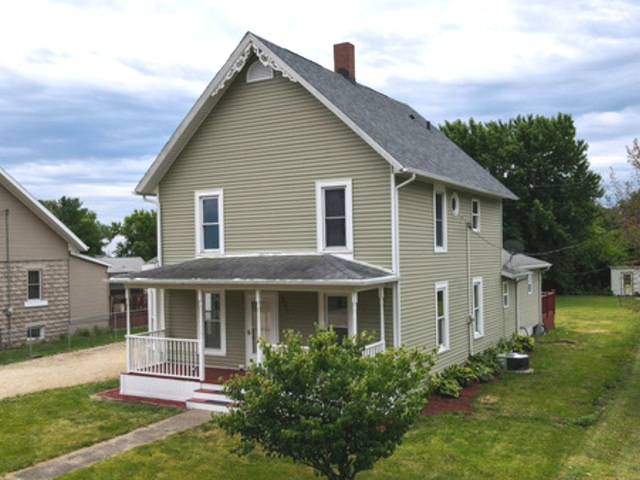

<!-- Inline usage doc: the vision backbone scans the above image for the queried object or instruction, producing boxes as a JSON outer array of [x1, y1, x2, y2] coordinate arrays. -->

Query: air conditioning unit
[[497, 352, 530, 371]]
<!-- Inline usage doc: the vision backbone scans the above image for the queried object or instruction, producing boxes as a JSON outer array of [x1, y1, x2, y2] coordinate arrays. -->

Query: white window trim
[[503, 281, 509, 308], [433, 188, 447, 253], [473, 277, 484, 338], [471, 198, 481, 232], [195, 189, 224, 256], [316, 179, 353, 255], [200, 290, 226, 356], [527, 273, 533, 295], [435, 281, 449, 353], [26, 324, 45, 340]]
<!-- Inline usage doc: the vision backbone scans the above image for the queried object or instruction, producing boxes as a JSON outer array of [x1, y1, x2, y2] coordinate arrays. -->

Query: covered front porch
[[118, 254, 397, 408]]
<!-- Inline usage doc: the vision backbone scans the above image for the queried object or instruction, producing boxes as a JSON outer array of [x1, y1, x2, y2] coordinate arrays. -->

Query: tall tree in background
[[441, 114, 610, 293], [111, 209, 157, 261], [41, 196, 108, 256], [606, 139, 640, 264]]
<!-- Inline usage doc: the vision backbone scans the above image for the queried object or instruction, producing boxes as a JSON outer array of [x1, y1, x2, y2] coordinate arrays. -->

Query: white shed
[[610, 266, 640, 296]]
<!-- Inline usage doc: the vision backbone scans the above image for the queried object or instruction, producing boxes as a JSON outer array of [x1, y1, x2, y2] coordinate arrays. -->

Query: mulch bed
[[420, 378, 500, 416], [97, 388, 187, 409]]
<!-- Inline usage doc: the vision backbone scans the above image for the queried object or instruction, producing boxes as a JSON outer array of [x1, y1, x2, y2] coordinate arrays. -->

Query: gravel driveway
[[0, 342, 126, 400]]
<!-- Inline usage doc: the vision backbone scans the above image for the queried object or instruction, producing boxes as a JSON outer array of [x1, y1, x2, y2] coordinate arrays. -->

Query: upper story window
[[316, 180, 353, 253], [450, 192, 460, 216], [434, 188, 447, 252], [246, 61, 274, 83], [471, 199, 481, 232], [473, 277, 484, 338], [195, 190, 224, 254], [435, 281, 449, 352]]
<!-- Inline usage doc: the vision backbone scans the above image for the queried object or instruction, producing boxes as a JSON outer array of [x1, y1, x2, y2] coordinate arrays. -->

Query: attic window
[[247, 61, 274, 83]]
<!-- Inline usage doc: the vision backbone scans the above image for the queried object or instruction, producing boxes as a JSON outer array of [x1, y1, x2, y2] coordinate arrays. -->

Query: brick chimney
[[334, 42, 355, 82]]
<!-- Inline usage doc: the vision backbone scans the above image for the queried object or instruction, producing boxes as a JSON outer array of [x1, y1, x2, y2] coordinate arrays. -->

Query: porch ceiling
[[120, 254, 397, 287]]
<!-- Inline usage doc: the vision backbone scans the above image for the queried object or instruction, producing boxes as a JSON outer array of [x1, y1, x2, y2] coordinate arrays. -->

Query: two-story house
[[0, 167, 109, 346], [119, 33, 539, 411]]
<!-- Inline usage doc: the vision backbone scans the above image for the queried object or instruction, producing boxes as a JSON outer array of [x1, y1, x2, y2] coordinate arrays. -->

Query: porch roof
[[120, 254, 397, 287]]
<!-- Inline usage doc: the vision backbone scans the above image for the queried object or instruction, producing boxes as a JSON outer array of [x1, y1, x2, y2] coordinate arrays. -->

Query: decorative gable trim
[[210, 42, 297, 98]]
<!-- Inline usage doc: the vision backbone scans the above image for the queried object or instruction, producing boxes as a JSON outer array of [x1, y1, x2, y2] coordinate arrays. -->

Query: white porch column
[[197, 290, 205, 381], [125, 287, 131, 335], [125, 286, 131, 373], [351, 291, 358, 337], [256, 289, 262, 364], [378, 286, 385, 346]]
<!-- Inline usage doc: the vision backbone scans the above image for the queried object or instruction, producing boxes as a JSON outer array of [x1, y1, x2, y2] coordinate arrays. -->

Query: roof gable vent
[[247, 60, 274, 83]]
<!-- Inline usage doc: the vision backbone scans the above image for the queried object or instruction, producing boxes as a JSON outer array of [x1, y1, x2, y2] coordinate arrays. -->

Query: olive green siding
[[518, 272, 542, 333], [397, 179, 504, 370], [165, 290, 197, 340], [357, 289, 383, 343], [159, 70, 392, 270], [278, 291, 318, 340]]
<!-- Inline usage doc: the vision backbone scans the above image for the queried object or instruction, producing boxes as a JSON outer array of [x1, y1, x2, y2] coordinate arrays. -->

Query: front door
[[245, 292, 278, 365]]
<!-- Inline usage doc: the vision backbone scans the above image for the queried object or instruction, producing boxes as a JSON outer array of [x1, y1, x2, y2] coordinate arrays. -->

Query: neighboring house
[[118, 33, 542, 410], [610, 266, 640, 296], [501, 250, 551, 335], [0, 167, 109, 346]]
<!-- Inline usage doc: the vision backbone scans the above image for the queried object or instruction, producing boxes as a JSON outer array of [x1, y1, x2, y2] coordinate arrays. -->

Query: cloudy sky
[[1, 0, 638, 224]]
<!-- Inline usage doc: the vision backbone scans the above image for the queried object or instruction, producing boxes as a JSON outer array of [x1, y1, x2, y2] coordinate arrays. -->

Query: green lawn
[[0, 380, 181, 475], [20, 296, 640, 479]]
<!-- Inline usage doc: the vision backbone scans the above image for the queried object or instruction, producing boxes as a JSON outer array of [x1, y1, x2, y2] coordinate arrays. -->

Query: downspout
[[142, 194, 163, 331], [4, 209, 12, 346], [466, 221, 473, 356], [392, 172, 416, 348]]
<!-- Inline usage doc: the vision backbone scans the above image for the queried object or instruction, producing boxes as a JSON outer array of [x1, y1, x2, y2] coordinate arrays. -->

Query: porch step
[[186, 397, 235, 413], [193, 388, 229, 404]]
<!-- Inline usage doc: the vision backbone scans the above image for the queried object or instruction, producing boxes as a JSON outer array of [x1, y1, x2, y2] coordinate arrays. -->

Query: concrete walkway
[[3, 409, 212, 480]]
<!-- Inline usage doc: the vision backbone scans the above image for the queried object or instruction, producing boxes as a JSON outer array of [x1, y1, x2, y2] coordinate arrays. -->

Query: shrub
[[218, 327, 434, 480]]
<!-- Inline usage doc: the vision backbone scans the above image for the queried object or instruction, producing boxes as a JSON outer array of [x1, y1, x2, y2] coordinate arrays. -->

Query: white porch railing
[[127, 329, 201, 380], [363, 340, 386, 357]]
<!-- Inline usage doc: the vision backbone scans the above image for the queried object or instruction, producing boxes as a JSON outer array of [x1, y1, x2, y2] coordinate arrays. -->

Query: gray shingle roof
[[124, 254, 396, 286], [255, 34, 516, 199], [502, 249, 551, 277]]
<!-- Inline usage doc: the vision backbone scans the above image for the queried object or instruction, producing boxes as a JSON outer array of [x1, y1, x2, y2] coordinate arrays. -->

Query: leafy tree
[[40, 196, 108, 256], [606, 138, 640, 264], [217, 328, 434, 480], [110, 209, 157, 261], [441, 114, 608, 293]]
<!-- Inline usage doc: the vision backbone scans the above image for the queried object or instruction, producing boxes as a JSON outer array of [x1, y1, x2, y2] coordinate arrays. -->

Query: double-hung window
[[471, 199, 480, 232], [434, 189, 447, 252], [316, 180, 352, 253], [503, 281, 509, 308], [27, 270, 41, 300], [435, 282, 449, 352], [203, 291, 225, 355], [195, 190, 224, 254], [527, 273, 533, 295], [472, 277, 484, 337], [24, 270, 47, 307]]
